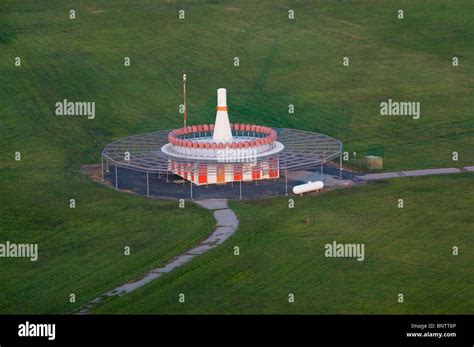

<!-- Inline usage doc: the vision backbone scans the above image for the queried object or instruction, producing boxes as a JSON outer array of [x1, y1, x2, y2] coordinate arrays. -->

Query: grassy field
[[1, 0, 473, 170], [94, 174, 474, 314], [0, 0, 472, 314], [0, 177, 213, 314]]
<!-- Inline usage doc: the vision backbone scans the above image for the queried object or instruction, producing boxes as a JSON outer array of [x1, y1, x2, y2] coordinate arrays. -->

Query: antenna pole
[[183, 71, 187, 128]]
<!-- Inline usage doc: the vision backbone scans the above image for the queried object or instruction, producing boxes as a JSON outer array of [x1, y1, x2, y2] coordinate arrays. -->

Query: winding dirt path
[[76, 164, 473, 314], [75, 199, 238, 314]]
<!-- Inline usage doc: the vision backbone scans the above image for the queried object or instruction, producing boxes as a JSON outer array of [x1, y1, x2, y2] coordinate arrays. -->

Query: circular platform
[[160, 141, 285, 161], [102, 128, 342, 174]]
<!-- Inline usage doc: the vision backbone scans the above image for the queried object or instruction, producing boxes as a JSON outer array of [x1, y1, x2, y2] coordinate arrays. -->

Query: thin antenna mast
[[182, 71, 187, 128]]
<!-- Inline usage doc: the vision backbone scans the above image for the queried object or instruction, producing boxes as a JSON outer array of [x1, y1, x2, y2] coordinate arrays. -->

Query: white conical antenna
[[212, 88, 233, 143]]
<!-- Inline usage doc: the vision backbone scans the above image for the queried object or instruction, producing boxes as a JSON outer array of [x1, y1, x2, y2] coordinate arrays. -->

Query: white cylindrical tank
[[292, 181, 324, 195]]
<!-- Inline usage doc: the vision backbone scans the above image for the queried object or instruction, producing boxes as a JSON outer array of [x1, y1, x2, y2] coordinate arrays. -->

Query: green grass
[[0, 0, 472, 314], [1, 0, 473, 170], [93, 174, 474, 314], [0, 164, 213, 314]]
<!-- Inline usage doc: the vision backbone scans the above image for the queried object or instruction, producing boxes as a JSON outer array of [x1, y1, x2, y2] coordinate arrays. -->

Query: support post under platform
[[101, 157, 104, 181], [339, 153, 343, 179], [146, 171, 149, 197]]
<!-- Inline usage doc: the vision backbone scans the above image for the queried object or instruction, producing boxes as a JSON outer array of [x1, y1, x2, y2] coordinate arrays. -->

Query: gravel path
[[75, 165, 473, 314], [75, 199, 238, 314], [356, 166, 473, 181]]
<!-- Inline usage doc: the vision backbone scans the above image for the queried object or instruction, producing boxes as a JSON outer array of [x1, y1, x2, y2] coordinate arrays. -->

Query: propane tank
[[292, 181, 324, 195]]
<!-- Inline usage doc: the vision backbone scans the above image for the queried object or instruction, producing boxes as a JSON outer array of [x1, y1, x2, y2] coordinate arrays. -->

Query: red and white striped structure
[[161, 88, 284, 185], [167, 159, 280, 185]]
